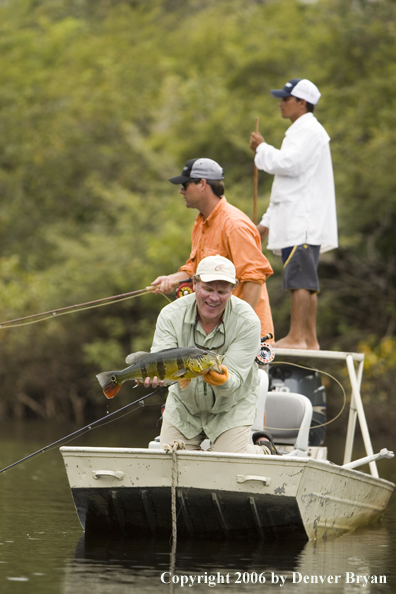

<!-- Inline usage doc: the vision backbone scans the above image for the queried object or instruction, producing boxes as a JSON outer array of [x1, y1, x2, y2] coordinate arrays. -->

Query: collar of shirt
[[194, 316, 226, 345], [199, 196, 227, 226], [184, 299, 198, 326], [285, 112, 314, 136]]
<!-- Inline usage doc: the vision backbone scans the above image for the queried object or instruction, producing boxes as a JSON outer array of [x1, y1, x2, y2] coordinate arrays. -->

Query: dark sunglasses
[[181, 180, 200, 190]]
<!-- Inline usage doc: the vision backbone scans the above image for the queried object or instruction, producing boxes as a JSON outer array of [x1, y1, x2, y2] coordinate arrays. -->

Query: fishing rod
[[253, 116, 259, 224], [0, 385, 167, 475], [0, 281, 179, 329]]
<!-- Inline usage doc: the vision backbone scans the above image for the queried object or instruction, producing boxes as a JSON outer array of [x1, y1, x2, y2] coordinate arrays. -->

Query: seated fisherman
[[143, 255, 272, 455]]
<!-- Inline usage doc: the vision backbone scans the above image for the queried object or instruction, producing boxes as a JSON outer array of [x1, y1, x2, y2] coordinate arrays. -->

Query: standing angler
[[142, 255, 273, 455], [250, 78, 338, 350], [149, 157, 274, 340]]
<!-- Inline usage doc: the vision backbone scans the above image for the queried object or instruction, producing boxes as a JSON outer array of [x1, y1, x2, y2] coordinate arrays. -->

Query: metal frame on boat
[[60, 349, 394, 541]]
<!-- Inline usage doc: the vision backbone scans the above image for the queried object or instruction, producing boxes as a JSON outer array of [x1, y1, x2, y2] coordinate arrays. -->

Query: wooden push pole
[[253, 116, 259, 224]]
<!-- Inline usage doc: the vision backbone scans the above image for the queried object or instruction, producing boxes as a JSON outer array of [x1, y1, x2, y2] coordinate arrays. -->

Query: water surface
[[0, 409, 395, 594]]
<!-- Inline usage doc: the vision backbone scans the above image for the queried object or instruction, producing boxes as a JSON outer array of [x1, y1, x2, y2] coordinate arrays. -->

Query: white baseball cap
[[270, 78, 321, 105], [196, 255, 237, 285]]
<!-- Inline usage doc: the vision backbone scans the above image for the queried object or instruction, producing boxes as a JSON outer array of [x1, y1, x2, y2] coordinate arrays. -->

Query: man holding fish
[[97, 256, 272, 453], [149, 158, 274, 340], [143, 255, 272, 455]]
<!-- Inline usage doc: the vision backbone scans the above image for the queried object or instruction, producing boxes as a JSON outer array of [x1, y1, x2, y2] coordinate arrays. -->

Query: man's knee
[[210, 426, 251, 453]]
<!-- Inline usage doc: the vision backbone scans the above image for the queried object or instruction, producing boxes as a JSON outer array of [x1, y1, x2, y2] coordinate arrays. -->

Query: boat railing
[[272, 348, 379, 477]]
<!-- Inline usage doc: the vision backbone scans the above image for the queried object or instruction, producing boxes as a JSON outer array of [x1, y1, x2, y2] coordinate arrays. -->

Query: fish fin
[[96, 372, 122, 399], [125, 351, 149, 365], [179, 379, 191, 390], [172, 368, 188, 378]]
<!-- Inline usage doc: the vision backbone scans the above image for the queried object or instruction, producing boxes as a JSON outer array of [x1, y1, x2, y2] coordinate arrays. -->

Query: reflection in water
[[296, 527, 391, 594], [63, 526, 392, 594], [63, 535, 304, 594]]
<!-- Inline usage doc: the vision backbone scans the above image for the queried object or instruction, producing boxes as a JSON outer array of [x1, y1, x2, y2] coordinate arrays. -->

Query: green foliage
[[357, 335, 396, 405], [0, 0, 396, 420]]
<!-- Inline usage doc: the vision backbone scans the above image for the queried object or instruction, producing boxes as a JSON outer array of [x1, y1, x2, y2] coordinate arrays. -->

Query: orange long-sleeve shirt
[[179, 197, 274, 338]]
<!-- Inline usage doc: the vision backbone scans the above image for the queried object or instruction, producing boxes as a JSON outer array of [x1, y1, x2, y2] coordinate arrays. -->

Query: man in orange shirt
[[150, 158, 274, 338]]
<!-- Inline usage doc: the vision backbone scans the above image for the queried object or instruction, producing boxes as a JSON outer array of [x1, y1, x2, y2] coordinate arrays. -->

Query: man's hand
[[149, 272, 190, 295], [150, 276, 175, 295], [250, 131, 265, 152], [257, 224, 269, 240], [137, 376, 165, 388], [204, 365, 229, 386]]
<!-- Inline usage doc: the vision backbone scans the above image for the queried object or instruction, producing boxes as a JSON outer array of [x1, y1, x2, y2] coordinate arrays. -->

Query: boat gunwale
[[59, 446, 395, 490]]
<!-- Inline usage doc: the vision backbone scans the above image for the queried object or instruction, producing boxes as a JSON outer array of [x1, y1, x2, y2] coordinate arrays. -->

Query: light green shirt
[[151, 293, 261, 442]]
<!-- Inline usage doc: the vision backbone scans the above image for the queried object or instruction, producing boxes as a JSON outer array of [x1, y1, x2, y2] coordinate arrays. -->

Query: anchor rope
[[171, 450, 178, 545], [163, 440, 185, 587]]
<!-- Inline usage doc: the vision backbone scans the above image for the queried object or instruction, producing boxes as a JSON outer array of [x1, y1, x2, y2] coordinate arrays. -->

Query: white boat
[[60, 348, 394, 541]]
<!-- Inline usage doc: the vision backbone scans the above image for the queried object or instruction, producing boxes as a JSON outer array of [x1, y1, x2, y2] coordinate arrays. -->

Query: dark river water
[[0, 401, 395, 594]]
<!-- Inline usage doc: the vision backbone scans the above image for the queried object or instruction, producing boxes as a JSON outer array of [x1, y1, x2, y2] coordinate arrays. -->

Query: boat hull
[[72, 486, 307, 540], [60, 447, 394, 541]]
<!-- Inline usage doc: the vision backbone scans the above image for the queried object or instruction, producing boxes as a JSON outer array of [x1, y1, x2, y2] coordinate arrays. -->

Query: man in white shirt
[[250, 78, 338, 350]]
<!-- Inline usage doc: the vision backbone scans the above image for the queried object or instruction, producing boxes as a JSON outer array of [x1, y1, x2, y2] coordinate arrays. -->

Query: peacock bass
[[96, 346, 224, 399]]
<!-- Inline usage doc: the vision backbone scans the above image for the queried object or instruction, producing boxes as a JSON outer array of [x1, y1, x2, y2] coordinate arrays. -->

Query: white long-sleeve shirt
[[255, 112, 338, 255]]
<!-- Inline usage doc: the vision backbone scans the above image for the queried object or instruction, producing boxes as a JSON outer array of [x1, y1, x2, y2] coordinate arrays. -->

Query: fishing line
[[0, 385, 168, 475], [265, 360, 347, 432]]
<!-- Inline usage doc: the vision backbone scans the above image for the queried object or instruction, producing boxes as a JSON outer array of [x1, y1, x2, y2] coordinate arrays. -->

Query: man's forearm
[[257, 224, 269, 240], [241, 281, 262, 310]]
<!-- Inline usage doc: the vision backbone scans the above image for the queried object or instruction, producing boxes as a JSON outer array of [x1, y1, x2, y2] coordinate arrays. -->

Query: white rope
[[163, 440, 186, 454], [164, 440, 185, 586]]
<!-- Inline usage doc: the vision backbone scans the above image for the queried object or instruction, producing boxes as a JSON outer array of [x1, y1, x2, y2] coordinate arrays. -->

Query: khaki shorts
[[282, 244, 320, 292]]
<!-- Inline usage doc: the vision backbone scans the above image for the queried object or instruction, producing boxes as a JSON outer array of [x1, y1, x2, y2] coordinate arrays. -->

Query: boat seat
[[149, 371, 312, 456], [264, 391, 313, 456]]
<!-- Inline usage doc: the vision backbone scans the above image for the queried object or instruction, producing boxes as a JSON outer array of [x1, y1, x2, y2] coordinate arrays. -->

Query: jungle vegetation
[[1, 0, 396, 425]]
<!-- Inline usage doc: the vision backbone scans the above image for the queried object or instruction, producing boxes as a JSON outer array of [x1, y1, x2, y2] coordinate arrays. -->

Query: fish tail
[[96, 371, 122, 399]]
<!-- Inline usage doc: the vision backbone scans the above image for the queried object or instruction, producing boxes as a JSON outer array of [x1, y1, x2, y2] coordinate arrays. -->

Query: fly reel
[[176, 279, 194, 298], [255, 333, 275, 364]]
